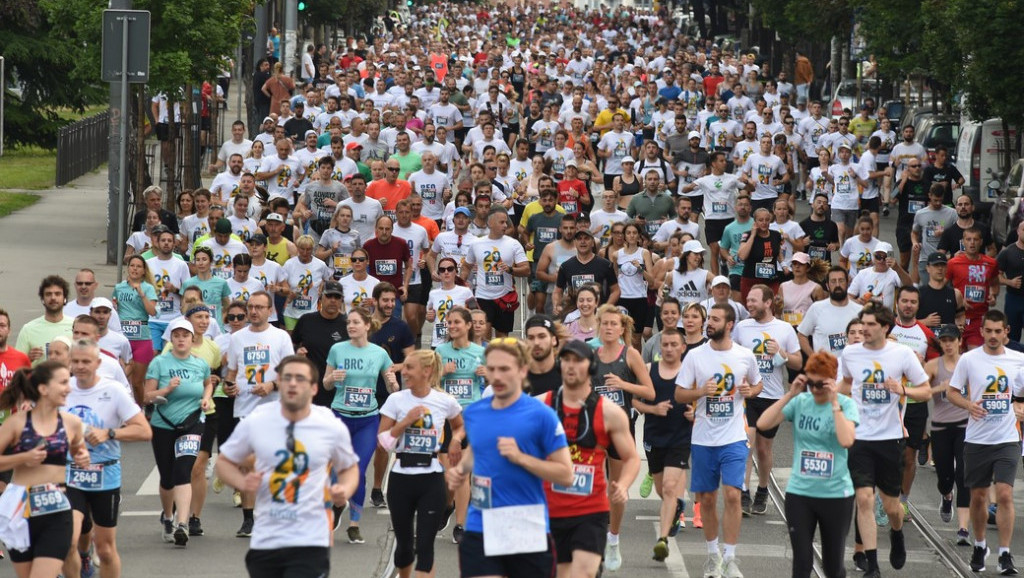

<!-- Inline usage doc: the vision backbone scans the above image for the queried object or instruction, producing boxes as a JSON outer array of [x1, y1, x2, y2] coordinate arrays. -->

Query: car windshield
[[836, 80, 876, 97], [922, 123, 960, 149]]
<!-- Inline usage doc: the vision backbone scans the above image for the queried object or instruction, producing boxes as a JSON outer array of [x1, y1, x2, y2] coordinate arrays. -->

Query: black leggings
[[387, 471, 446, 573], [785, 493, 854, 578], [151, 422, 203, 490], [931, 421, 969, 508]]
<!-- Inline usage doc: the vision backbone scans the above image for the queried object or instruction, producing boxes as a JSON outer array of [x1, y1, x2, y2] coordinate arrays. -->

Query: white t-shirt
[[652, 219, 700, 245], [733, 318, 800, 399], [64, 378, 141, 489], [393, 223, 431, 286], [199, 238, 250, 280], [281, 257, 331, 320], [227, 278, 266, 304], [181, 214, 212, 247], [98, 331, 133, 365], [769, 220, 806, 268], [380, 389, 463, 475], [339, 274, 379, 313], [226, 325, 295, 417], [848, 267, 902, 309], [676, 341, 762, 447], [146, 256, 193, 322], [839, 236, 878, 276], [828, 162, 867, 211], [694, 173, 744, 221], [841, 341, 929, 441], [249, 260, 284, 323], [742, 153, 787, 201], [259, 155, 305, 203], [339, 197, 384, 243], [948, 347, 1024, 445], [797, 300, 863, 355], [408, 170, 451, 220], [597, 130, 634, 175], [210, 172, 243, 206], [218, 402, 358, 549], [217, 139, 253, 166], [464, 235, 528, 300], [426, 286, 475, 347], [590, 209, 629, 247], [65, 301, 123, 335]]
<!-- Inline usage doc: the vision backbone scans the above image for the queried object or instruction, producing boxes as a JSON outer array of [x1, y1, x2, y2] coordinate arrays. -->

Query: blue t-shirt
[[463, 394, 567, 533], [782, 392, 859, 499], [326, 341, 393, 415], [436, 342, 486, 407], [112, 281, 158, 340], [370, 317, 415, 391], [145, 353, 211, 430], [181, 275, 232, 325]]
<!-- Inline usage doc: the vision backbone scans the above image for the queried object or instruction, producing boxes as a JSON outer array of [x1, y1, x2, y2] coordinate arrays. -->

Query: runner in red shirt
[[366, 159, 412, 219], [945, 227, 999, 348], [540, 340, 639, 577], [363, 215, 414, 301], [556, 162, 591, 219]]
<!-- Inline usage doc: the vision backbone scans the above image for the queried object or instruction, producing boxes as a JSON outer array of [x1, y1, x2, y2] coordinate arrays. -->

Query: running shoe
[[751, 489, 768, 515], [161, 514, 174, 543], [940, 495, 953, 523], [332, 505, 345, 533], [347, 526, 365, 544], [188, 515, 204, 537], [452, 524, 464, 544], [901, 501, 912, 522], [236, 518, 254, 538], [639, 472, 654, 498], [173, 523, 188, 547], [605, 541, 622, 571], [882, 205, 890, 217], [874, 495, 889, 527], [370, 488, 386, 508], [212, 476, 224, 494], [693, 502, 703, 528], [971, 546, 989, 572], [741, 490, 752, 517], [917, 438, 930, 466], [232, 490, 242, 508], [889, 528, 906, 569], [669, 499, 685, 537], [80, 546, 96, 578], [989, 504, 998, 526], [703, 551, 723, 578], [957, 528, 971, 546], [722, 557, 744, 578], [853, 551, 867, 571], [437, 503, 456, 532], [653, 537, 669, 562], [998, 551, 1018, 575], [862, 570, 881, 578]]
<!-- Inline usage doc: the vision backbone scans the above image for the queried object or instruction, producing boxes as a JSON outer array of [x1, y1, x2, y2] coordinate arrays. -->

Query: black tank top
[[644, 364, 692, 447], [593, 344, 635, 411], [618, 174, 641, 197], [918, 283, 957, 325]]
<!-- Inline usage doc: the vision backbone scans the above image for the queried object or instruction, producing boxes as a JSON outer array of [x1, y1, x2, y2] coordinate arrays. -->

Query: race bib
[[444, 378, 474, 402], [174, 434, 201, 458], [69, 465, 104, 490], [755, 262, 775, 279], [571, 274, 595, 289], [861, 385, 891, 405], [333, 254, 352, 272], [292, 297, 312, 311], [121, 320, 144, 338], [799, 450, 834, 478], [711, 201, 728, 214], [595, 385, 625, 407], [536, 228, 557, 244], [421, 188, 437, 201], [27, 485, 70, 518], [782, 311, 803, 325], [706, 395, 734, 418], [756, 354, 774, 374], [485, 272, 504, 286], [471, 475, 492, 509], [551, 464, 595, 495], [827, 333, 847, 351], [343, 386, 374, 409], [158, 298, 175, 315], [908, 200, 925, 214], [981, 394, 1010, 416], [376, 259, 398, 276], [645, 221, 662, 236], [401, 428, 438, 454], [964, 285, 985, 303], [434, 323, 449, 342], [560, 201, 578, 214], [808, 245, 827, 261]]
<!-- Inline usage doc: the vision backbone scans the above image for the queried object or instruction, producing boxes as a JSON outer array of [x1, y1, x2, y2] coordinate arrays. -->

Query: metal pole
[[116, 15, 130, 282], [236, 43, 243, 122], [1, 56, 5, 158]]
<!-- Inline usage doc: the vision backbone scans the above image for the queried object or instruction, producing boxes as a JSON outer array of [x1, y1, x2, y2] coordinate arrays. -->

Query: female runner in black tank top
[[0, 362, 89, 575], [592, 305, 655, 557]]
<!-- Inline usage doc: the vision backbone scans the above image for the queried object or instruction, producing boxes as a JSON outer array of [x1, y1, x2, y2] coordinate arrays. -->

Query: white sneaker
[[704, 552, 723, 578], [722, 557, 744, 578], [604, 541, 623, 571]]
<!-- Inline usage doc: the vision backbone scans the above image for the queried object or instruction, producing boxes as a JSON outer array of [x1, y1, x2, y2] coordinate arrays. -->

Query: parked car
[[880, 100, 904, 126], [991, 159, 1024, 246], [829, 78, 880, 118], [956, 118, 1020, 204], [912, 114, 960, 164]]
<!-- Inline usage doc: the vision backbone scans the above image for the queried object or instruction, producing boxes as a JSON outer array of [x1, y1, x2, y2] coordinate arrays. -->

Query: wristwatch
[[108, 428, 117, 440]]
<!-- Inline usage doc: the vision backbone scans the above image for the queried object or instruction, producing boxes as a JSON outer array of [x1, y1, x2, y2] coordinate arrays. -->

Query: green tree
[[752, 0, 854, 44], [0, 0, 104, 149]]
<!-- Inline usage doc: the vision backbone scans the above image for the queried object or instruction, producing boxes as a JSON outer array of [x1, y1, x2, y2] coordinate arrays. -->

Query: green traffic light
[[298, 1, 306, 10]]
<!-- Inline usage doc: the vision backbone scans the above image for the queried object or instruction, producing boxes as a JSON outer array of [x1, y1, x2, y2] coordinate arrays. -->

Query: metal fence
[[55, 110, 110, 186]]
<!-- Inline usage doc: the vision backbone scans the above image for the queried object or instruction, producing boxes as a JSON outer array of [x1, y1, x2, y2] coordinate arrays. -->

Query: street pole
[[1, 56, 5, 158], [283, 0, 297, 76], [115, 13, 130, 281], [107, 0, 130, 266]]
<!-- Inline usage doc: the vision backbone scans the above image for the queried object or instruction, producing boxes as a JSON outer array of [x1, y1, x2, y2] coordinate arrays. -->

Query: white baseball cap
[[687, 131, 702, 140], [90, 297, 114, 311], [168, 318, 195, 335], [711, 275, 730, 287], [683, 240, 706, 254], [874, 241, 893, 255]]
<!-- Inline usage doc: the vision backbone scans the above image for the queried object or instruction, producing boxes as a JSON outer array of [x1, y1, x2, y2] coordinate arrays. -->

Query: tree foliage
[[302, 0, 388, 35], [0, 0, 105, 149], [751, 0, 854, 44]]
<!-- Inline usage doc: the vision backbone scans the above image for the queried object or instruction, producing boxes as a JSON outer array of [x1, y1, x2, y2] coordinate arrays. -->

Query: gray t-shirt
[[301, 181, 349, 234], [911, 205, 957, 262]]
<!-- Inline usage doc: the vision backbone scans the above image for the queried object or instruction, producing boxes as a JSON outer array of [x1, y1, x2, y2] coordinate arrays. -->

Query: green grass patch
[[0, 147, 56, 190], [0, 192, 40, 217]]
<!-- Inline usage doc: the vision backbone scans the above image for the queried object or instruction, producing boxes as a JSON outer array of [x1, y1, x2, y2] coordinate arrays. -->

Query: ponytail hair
[[406, 349, 443, 391], [0, 361, 66, 410], [349, 306, 381, 334]]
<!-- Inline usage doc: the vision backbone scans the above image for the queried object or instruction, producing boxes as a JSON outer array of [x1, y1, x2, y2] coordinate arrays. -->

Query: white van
[[955, 118, 1020, 202]]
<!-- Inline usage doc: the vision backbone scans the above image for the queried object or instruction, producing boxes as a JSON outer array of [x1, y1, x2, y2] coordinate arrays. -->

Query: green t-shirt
[[719, 219, 754, 276], [146, 352, 211, 430], [436, 342, 486, 407], [181, 275, 232, 325], [112, 281, 158, 340], [15, 316, 74, 366], [326, 341, 393, 415], [782, 392, 859, 499], [395, 151, 423, 180]]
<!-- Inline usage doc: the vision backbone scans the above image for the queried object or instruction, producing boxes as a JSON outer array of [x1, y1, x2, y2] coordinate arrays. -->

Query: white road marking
[[655, 522, 690, 577], [136, 465, 160, 496], [635, 515, 660, 521], [121, 510, 164, 517]]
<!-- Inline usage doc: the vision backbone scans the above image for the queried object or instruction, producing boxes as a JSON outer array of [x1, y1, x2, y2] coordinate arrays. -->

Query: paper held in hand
[[481, 504, 547, 556]]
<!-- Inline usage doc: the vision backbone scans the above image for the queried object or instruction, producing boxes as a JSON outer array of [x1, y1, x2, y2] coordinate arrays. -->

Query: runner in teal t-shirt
[[145, 349, 212, 429], [325, 338, 393, 415], [182, 248, 232, 326], [112, 256, 159, 341], [436, 308, 486, 407]]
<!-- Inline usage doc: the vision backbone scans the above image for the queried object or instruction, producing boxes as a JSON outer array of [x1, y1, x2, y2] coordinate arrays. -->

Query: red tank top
[[543, 390, 611, 517]]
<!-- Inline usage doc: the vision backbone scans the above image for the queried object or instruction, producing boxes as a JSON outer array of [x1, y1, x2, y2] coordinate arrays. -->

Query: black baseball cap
[[927, 252, 948, 266], [559, 340, 595, 364], [323, 281, 344, 297], [524, 314, 556, 335]]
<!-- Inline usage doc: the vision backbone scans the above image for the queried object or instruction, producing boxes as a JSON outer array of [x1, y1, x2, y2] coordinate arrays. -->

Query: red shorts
[[129, 339, 155, 364], [962, 317, 984, 349]]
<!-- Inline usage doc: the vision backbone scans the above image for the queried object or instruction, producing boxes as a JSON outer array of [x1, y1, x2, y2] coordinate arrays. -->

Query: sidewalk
[[0, 169, 116, 341]]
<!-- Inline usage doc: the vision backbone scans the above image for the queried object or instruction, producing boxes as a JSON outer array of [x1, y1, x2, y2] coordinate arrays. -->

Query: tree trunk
[[182, 83, 196, 191]]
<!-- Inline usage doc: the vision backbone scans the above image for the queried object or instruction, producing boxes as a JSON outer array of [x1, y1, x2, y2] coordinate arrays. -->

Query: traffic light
[[298, 1, 306, 10], [406, 0, 412, 6]]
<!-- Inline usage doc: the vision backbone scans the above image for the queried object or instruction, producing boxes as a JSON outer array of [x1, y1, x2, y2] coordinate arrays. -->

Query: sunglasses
[[805, 379, 827, 389], [387, 167, 400, 172], [908, 164, 921, 168], [437, 266, 456, 273], [226, 313, 246, 322], [351, 256, 368, 262]]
